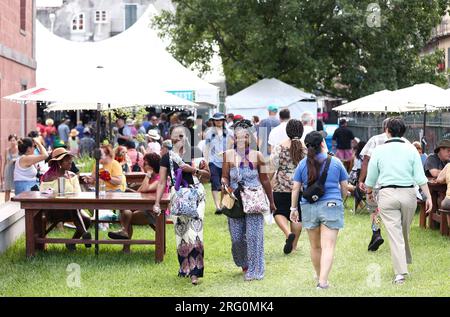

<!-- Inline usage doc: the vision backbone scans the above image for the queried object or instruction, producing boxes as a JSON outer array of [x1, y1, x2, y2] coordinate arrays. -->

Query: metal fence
[[347, 111, 450, 154]]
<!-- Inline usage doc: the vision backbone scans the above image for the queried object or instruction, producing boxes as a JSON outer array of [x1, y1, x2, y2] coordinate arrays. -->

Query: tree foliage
[[153, 0, 450, 99]]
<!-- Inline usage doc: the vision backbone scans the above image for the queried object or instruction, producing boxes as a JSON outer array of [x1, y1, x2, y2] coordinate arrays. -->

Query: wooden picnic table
[[12, 191, 170, 262], [79, 172, 146, 190]]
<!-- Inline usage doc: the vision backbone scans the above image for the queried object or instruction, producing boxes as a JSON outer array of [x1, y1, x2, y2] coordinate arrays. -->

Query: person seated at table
[[83, 144, 126, 192], [40, 148, 92, 251], [108, 153, 166, 249], [114, 145, 131, 173], [412, 141, 428, 168], [437, 163, 450, 227], [424, 139, 450, 179]]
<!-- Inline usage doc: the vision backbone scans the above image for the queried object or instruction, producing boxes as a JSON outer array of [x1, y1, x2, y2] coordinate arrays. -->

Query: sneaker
[[215, 208, 223, 215], [82, 232, 92, 248], [368, 230, 384, 252], [283, 233, 295, 254], [393, 274, 406, 285]]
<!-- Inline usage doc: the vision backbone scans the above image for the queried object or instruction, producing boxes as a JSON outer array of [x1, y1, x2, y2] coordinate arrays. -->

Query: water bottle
[[99, 179, 106, 197]]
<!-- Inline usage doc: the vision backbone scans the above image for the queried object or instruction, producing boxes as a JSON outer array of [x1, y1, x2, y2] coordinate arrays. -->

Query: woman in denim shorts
[[290, 131, 348, 290]]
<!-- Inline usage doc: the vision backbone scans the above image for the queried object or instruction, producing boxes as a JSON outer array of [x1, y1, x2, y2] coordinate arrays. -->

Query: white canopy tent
[[225, 78, 317, 121], [332, 90, 434, 113], [35, 5, 219, 106]]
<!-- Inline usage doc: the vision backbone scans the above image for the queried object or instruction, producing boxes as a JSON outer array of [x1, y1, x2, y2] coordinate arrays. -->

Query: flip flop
[[283, 233, 295, 254]]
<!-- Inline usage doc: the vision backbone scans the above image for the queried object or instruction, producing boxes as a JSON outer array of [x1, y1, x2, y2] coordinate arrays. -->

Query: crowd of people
[[1, 105, 449, 289]]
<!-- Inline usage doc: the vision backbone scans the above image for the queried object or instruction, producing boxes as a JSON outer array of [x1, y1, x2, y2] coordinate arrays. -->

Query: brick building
[[0, 0, 37, 175]]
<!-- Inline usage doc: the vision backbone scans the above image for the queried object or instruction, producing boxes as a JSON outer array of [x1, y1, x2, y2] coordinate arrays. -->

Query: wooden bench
[[428, 182, 449, 237]]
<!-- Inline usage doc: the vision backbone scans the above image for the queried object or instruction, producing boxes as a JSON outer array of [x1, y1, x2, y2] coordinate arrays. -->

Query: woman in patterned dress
[[221, 120, 276, 281], [153, 124, 210, 285], [270, 119, 306, 254]]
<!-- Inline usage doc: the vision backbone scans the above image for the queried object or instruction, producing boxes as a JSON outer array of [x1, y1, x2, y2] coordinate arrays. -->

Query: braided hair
[[286, 119, 305, 165]]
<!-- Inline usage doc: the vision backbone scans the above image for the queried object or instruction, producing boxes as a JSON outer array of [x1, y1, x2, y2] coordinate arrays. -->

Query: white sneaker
[[393, 274, 406, 285]]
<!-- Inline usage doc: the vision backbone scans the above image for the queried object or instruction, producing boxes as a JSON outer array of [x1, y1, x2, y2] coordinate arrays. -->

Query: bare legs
[[212, 191, 222, 211], [274, 215, 302, 250], [307, 225, 339, 286]]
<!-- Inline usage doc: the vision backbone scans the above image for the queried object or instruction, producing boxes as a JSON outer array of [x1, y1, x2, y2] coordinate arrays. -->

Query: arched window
[[71, 13, 84, 31]]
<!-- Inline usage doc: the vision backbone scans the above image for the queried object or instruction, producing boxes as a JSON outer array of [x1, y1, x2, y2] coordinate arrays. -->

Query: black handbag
[[221, 186, 245, 219], [302, 155, 331, 204]]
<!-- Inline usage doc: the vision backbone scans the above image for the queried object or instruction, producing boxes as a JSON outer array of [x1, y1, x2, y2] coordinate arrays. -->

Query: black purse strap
[[318, 155, 332, 185]]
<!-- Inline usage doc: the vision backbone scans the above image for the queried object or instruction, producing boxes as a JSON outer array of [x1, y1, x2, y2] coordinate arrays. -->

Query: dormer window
[[95, 10, 107, 23], [72, 13, 85, 31]]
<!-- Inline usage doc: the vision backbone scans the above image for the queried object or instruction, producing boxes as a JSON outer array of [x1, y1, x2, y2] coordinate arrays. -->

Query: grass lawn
[[0, 184, 448, 297]]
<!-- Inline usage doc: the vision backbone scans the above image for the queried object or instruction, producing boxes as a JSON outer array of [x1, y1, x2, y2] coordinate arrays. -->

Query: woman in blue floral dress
[[221, 120, 276, 281]]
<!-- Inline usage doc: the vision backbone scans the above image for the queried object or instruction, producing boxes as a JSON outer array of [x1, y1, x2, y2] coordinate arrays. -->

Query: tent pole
[[422, 106, 427, 153], [108, 104, 113, 145], [94, 102, 101, 256]]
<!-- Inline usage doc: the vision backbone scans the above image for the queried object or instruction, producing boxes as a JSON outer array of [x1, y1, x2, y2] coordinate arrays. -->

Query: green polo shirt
[[365, 137, 428, 188]]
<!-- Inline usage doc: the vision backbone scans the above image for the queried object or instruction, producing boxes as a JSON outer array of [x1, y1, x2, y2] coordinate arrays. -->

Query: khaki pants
[[377, 187, 417, 275]]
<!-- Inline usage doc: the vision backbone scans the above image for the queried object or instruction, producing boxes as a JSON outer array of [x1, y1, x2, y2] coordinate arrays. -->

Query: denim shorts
[[209, 163, 222, 192], [301, 200, 344, 230], [14, 180, 39, 195]]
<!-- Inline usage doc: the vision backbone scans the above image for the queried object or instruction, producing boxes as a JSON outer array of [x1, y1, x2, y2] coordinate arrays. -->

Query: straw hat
[[45, 118, 54, 126], [49, 147, 73, 162], [69, 129, 79, 137], [147, 129, 161, 140]]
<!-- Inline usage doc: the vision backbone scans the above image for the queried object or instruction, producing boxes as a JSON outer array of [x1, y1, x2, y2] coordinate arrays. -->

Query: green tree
[[153, 0, 449, 99]]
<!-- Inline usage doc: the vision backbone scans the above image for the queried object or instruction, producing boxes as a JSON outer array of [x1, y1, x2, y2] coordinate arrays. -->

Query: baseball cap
[[267, 104, 279, 112], [304, 131, 324, 148]]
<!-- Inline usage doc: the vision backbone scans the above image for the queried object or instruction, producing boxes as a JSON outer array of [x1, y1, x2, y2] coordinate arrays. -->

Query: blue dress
[[228, 164, 265, 280]]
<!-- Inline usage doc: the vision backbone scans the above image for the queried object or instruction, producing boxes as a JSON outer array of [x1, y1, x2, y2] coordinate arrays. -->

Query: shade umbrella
[[392, 83, 450, 151], [3, 77, 198, 255]]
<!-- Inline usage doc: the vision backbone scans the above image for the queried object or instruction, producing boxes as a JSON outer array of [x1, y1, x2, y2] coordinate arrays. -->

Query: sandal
[[283, 233, 295, 254], [108, 230, 129, 240]]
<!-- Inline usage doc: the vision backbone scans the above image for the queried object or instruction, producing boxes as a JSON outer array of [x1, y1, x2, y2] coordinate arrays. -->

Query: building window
[[124, 4, 137, 30], [72, 13, 85, 31], [20, 0, 26, 31], [95, 10, 107, 22]]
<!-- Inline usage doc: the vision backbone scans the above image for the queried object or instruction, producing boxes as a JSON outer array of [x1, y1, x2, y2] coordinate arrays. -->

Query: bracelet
[[367, 191, 373, 195], [290, 207, 298, 211]]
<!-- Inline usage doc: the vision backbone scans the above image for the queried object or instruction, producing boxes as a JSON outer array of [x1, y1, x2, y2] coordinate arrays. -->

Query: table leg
[[440, 211, 449, 236], [155, 212, 165, 263], [34, 210, 46, 251], [418, 202, 427, 229], [25, 210, 39, 258]]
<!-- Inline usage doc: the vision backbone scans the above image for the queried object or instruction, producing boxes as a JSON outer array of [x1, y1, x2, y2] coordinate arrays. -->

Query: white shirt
[[301, 125, 314, 142], [268, 121, 288, 146], [361, 133, 411, 158]]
